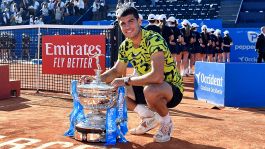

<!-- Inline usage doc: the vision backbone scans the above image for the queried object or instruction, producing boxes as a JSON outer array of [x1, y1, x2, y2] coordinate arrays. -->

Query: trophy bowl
[[77, 81, 116, 110], [74, 70, 117, 142]]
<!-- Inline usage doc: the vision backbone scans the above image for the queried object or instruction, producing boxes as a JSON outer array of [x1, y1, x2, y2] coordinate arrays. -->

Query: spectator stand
[[0, 0, 100, 26], [236, 0, 265, 27], [134, 0, 221, 20]]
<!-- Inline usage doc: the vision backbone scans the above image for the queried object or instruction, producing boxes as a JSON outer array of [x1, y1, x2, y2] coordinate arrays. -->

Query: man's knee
[[143, 85, 159, 99], [143, 85, 163, 106]]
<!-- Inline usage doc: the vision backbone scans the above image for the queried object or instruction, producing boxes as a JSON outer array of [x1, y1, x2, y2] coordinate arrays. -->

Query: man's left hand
[[111, 77, 126, 88]]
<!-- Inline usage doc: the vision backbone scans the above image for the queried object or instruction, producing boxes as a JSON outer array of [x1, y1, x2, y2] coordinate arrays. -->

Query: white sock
[[160, 112, 171, 124], [134, 104, 154, 118]]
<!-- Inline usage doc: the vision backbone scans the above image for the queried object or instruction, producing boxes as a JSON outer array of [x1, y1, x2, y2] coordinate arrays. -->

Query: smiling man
[[91, 6, 183, 142]]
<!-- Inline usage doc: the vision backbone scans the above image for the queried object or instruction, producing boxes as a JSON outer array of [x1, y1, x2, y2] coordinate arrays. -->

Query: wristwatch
[[124, 76, 131, 86]]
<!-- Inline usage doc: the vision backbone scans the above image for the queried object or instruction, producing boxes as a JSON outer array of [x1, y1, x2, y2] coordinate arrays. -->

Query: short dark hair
[[116, 5, 139, 20]]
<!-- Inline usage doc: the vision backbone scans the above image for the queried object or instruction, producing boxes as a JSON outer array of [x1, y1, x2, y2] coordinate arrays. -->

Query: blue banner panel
[[224, 28, 259, 63], [194, 62, 225, 106], [225, 63, 265, 107], [83, 21, 114, 25], [195, 62, 265, 108]]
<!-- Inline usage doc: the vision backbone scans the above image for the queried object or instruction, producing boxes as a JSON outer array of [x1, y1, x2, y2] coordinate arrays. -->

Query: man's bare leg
[[125, 86, 159, 135], [143, 82, 175, 142]]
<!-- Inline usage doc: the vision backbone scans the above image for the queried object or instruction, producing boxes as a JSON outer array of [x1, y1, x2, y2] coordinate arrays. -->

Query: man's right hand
[[79, 75, 95, 84]]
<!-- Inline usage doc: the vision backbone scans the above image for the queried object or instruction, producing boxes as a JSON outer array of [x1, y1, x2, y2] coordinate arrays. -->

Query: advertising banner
[[225, 28, 259, 63], [194, 62, 225, 106], [195, 62, 265, 107], [42, 35, 106, 75]]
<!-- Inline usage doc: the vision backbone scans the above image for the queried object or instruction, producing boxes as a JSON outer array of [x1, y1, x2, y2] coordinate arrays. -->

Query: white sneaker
[[130, 114, 159, 135], [153, 120, 173, 143]]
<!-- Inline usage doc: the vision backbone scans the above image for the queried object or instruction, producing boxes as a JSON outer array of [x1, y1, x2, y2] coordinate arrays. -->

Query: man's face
[[119, 14, 141, 39]]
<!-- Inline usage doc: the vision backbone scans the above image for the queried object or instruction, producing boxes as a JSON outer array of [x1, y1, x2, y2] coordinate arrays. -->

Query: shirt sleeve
[[118, 41, 128, 63], [147, 34, 169, 55]]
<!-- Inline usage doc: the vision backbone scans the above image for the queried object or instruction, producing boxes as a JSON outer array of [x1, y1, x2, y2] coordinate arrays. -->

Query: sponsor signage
[[42, 35, 106, 75], [194, 62, 225, 105], [195, 62, 265, 107], [225, 28, 259, 63]]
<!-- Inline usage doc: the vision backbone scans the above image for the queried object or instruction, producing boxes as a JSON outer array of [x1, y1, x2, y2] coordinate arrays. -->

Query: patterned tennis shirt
[[118, 29, 183, 93]]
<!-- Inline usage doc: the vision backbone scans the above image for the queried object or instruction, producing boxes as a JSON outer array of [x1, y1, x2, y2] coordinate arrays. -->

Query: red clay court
[[0, 76, 265, 149]]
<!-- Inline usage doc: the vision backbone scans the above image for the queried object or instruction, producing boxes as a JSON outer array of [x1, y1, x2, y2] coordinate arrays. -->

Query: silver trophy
[[74, 53, 117, 142]]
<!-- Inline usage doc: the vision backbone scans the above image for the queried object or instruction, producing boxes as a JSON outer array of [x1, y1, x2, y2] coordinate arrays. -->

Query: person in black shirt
[[200, 25, 209, 62], [157, 14, 174, 55], [157, 15, 175, 69], [167, 16, 182, 71], [110, 20, 122, 67], [7, 33, 16, 61], [0, 33, 5, 61], [5, 33, 11, 61], [180, 19, 192, 76], [256, 26, 265, 63], [214, 29, 223, 63], [223, 30, 233, 62], [145, 14, 161, 34], [2, 33, 9, 62], [10, 33, 16, 60], [38, 33, 43, 59], [208, 28, 217, 62], [157, 14, 174, 42], [190, 23, 201, 74], [22, 33, 30, 61]]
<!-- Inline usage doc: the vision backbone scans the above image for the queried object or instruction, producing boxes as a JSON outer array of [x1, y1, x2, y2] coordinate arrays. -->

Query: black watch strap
[[124, 76, 131, 86]]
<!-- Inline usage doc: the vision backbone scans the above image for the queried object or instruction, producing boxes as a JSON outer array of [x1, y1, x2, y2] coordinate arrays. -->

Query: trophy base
[[74, 111, 106, 142], [74, 125, 106, 142]]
